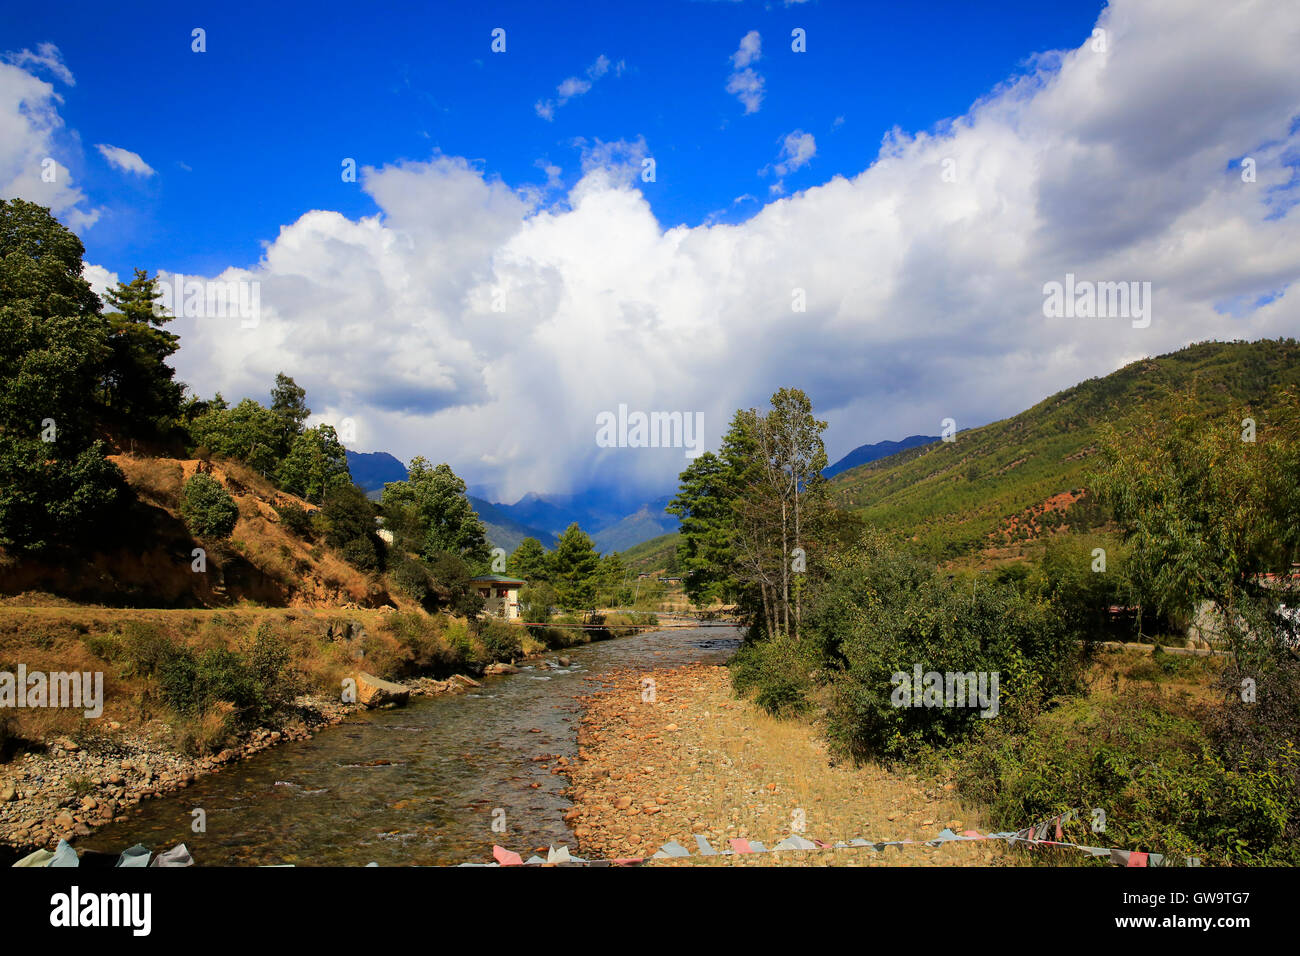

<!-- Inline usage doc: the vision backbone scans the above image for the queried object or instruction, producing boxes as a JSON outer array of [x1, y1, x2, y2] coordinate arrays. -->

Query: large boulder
[[356, 672, 410, 708]]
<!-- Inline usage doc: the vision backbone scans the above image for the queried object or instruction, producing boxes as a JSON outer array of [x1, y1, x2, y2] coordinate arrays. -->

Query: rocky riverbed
[[562, 663, 1008, 866]]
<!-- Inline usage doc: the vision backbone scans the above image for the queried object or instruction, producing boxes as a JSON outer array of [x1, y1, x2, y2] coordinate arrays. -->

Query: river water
[[78, 625, 742, 866]]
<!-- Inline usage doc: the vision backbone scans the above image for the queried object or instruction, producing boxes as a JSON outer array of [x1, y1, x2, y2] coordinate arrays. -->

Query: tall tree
[[0, 199, 127, 551], [668, 389, 829, 640], [101, 269, 183, 436], [269, 372, 309, 458], [551, 523, 600, 610]]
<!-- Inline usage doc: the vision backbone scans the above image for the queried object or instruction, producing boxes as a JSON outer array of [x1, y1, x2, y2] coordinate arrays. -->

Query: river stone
[[356, 672, 410, 708]]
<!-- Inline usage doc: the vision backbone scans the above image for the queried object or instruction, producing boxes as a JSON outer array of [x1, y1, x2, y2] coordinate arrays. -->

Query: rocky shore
[[0, 670, 486, 861], [561, 663, 1006, 866]]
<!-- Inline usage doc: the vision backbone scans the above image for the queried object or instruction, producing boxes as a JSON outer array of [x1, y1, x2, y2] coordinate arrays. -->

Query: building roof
[[469, 574, 527, 585]]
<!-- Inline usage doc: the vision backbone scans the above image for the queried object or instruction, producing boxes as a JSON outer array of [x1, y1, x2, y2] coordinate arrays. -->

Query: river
[[77, 625, 742, 866]]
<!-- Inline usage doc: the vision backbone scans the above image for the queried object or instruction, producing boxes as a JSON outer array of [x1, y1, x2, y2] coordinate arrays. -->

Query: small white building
[[470, 574, 526, 620]]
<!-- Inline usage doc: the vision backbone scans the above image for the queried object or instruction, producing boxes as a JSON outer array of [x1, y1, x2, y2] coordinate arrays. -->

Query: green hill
[[829, 339, 1300, 561], [622, 531, 680, 573]]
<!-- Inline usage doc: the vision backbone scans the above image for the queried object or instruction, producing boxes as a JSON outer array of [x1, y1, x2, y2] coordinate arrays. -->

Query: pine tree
[[551, 523, 600, 610], [102, 269, 183, 436]]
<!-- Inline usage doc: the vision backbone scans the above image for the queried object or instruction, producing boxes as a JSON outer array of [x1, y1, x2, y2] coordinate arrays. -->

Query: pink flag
[[493, 845, 524, 866]]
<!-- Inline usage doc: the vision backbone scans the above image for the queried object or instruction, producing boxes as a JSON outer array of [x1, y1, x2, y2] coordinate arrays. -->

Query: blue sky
[[3, 0, 1298, 505], [8, 0, 1103, 279]]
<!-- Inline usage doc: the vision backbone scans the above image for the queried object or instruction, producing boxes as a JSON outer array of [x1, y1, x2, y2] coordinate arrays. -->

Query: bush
[[273, 501, 314, 538], [477, 619, 522, 662], [955, 690, 1300, 865], [391, 559, 433, 608], [769, 537, 1082, 763], [340, 535, 380, 572], [119, 621, 175, 677], [387, 612, 465, 673], [153, 624, 298, 728], [730, 633, 815, 717], [179, 473, 239, 538], [426, 551, 484, 618], [316, 484, 382, 571]]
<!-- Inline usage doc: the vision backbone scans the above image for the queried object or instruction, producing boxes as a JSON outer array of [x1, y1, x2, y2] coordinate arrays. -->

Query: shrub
[[387, 612, 461, 672], [119, 621, 175, 677], [477, 619, 522, 662], [179, 473, 239, 538], [340, 535, 380, 572], [154, 624, 298, 728], [730, 633, 815, 717], [771, 537, 1082, 762], [273, 501, 314, 538], [956, 690, 1300, 865], [391, 559, 433, 608]]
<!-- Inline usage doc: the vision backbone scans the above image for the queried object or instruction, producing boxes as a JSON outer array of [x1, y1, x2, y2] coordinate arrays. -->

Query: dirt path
[[562, 663, 1007, 866]]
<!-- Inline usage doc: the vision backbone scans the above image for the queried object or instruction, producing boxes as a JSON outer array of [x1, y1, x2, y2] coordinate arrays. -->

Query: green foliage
[[118, 621, 173, 678], [391, 557, 434, 608], [956, 691, 1300, 865], [269, 372, 309, 451], [476, 618, 522, 661], [272, 500, 314, 538], [730, 633, 816, 716], [425, 550, 484, 618], [317, 483, 381, 571], [594, 552, 633, 606], [0, 199, 129, 551], [550, 523, 600, 609], [155, 624, 298, 728], [386, 612, 458, 672], [277, 425, 351, 504], [669, 388, 830, 636], [508, 536, 551, 581], [1092, 389, 1300, 661], [740, 534, 1080, 763], [518, 581, 557, 622], [1030, 533, 1143, 640], [179, 473, 239, 539], [0, 438, 128, 552], [381, 457, 490, 564], [187, 398, 283, 475], [101, 269, 183, 437]]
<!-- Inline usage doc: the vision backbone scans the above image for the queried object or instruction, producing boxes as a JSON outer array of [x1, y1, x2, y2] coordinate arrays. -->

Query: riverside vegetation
[[669, 379, 1300, 866]]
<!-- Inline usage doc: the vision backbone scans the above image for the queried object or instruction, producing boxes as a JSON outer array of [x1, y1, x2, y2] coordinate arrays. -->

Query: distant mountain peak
[[823, 434, 940, 479]]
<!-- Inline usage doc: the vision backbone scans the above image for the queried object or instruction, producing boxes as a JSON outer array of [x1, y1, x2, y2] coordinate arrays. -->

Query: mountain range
[[344, 451, 678, 555]]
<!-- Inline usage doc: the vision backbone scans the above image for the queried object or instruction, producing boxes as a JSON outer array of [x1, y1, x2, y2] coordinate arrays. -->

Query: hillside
[[830, 339, 1300, 560], [592, 502, 678, 554], [622, 531, 680, 574], [0, 455, 400, 609]]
